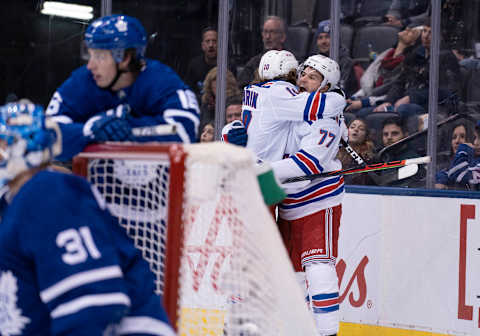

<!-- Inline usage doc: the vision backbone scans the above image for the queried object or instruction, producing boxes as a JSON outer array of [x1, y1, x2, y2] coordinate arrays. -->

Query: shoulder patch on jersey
[[0, 270, 31, 335]]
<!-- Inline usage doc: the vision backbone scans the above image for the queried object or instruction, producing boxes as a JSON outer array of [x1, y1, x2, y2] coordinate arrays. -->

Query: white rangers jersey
[[242, 80, 308, 162], [271, 90, 347, 220], [238, 80, 346, 220]]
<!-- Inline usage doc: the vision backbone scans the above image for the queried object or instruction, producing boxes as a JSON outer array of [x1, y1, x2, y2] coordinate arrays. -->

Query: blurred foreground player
[[47, 14, 199, 161], [0, 103, 175, 335]]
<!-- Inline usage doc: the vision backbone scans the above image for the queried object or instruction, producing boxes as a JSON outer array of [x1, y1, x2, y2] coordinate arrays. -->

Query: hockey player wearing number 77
[[0, 103, 176, 335], [273, 55, 346, 336], [46, 14, 200, 161], [223, 51, 346, 335]]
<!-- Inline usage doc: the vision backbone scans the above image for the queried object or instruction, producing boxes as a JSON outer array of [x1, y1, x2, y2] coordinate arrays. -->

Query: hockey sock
[[305, 262, 339, 336]]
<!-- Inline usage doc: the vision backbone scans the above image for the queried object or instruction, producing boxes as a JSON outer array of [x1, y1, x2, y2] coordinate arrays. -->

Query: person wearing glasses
[[237, 16, 288, 88]]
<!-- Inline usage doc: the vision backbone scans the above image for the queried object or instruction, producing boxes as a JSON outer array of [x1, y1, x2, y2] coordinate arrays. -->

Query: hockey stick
[[282, 156, 431, 183], [131, 124, 177, 137], [340, 138, 365, 165], [340, 138, 418, 185]]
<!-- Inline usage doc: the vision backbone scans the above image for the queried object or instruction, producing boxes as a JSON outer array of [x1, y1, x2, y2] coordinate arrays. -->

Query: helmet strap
[[104, 64, 126, 91]]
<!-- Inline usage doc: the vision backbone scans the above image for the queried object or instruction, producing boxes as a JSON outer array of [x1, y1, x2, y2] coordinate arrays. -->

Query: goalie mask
[[0, 103, 62, 187], [258, 50, 299, 80], [84, 14, 147, 63], [297, 55, 340, 91]]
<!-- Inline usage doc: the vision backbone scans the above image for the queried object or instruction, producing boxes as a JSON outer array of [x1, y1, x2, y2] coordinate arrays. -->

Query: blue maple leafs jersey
[[438, 143, 480, 187], [0, 170, 175, 336], [46, 59, 200, 161]]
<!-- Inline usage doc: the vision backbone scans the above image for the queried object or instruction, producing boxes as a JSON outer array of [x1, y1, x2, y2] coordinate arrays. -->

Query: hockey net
[[73, 142, 316, 335]]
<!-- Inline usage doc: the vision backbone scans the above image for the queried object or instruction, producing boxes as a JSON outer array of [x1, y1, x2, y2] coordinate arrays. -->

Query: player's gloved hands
[[221, 121, 247, 147], [83, 104, 134, 142]]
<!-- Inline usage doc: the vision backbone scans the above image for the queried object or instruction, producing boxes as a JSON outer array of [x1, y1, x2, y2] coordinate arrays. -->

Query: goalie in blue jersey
[[46, 14, 200, 161], [0, 102, 175, 335]]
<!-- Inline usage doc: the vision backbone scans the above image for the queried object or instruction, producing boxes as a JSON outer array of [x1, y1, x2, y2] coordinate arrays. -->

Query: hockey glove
[[221, 121, 248, 147], [83, 104, 134, 142]]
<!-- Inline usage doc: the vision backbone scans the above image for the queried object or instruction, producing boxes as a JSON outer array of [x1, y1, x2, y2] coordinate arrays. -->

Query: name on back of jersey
[[243, 89, 258, 109]]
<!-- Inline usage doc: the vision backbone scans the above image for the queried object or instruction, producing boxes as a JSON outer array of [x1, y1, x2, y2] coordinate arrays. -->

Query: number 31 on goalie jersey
[[56, 226, 102, 265], [318, 129, 336, 147]]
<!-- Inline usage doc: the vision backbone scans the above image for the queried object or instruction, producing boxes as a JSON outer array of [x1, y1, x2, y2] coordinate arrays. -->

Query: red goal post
[[73, 143, 185, 326], [73, 142, 317, 335]]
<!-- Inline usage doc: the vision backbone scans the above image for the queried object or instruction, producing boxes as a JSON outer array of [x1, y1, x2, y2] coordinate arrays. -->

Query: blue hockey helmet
[[84, 14, 147, 63], [0, 103, 62, 187]]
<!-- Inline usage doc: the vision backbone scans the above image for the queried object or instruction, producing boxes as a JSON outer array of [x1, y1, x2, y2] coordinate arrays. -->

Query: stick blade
[[404, 156, 431, 166], [397, 164, 418, 180]]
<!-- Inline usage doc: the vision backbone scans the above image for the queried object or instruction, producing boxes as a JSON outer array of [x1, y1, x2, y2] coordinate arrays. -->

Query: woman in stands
[[435, 121, 475, 189], [337, 117, 376, 185], [345, 25, 422, 114], [200, 67, 241, 126], [199, 121, 215, 142]]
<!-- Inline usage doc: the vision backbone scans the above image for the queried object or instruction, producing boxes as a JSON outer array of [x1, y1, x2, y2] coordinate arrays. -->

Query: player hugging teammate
[[223, 51, 347, 336]]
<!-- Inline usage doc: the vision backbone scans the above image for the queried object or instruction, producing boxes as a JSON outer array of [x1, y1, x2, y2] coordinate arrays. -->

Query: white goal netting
[[74, 142, 316, 335]]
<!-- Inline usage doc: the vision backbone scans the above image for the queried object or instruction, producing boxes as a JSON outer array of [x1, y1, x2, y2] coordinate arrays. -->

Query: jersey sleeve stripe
[[294, 153, 321, 174], [164, 117, 192, 143], [50, 115, 73, 124], [284, 176, 341, 197], [309, 92, 321, 121], [116, 316, 176, 336], [298, 150, 324, 173], [316, 93, 327, 120], [304, 91, 327, 122], [303, 91, 315, 122], [282, 178, 344, 204], [291, 156, 312, 175], [163, 109, 200, 129], [447, 161, 468, 177], [40, 265, 123, 303], [50, 293, 131, 319]]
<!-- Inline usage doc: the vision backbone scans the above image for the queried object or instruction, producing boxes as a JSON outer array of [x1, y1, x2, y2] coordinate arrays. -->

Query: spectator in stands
[[435, 121, 480, 190], [386, 1, 470, 57], [237, 16, 287, 88], [337, 117, 376, 185], [313, 20, 358, 96], [383, 0, 429, 29], [185, 27, 218, 97], [377, 116, 424, 186], [358, 20, 460, 134], [200, 66, 241, 125], [341, 0, 392, 26], [225, 94, 242, 124], [200, 121, 215, 142], [435, 121, 475, 189], [346, 24, 422, 112], [453, 49, 480, 71]]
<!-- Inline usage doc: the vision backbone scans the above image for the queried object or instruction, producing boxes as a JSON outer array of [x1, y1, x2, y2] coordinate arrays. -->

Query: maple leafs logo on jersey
[[0, 270, 31, 335], [115, 20, 128, 32]]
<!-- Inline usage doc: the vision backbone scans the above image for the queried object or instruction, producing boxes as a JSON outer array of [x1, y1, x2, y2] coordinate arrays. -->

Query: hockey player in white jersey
[[0, 102, 175, 335], [273, 55, 345, 336], [223, 53, 346, 336]]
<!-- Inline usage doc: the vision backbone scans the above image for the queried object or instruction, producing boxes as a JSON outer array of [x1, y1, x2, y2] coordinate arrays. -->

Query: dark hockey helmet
[[0, 103, 61, 186], [84, 14, 147, 63]]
